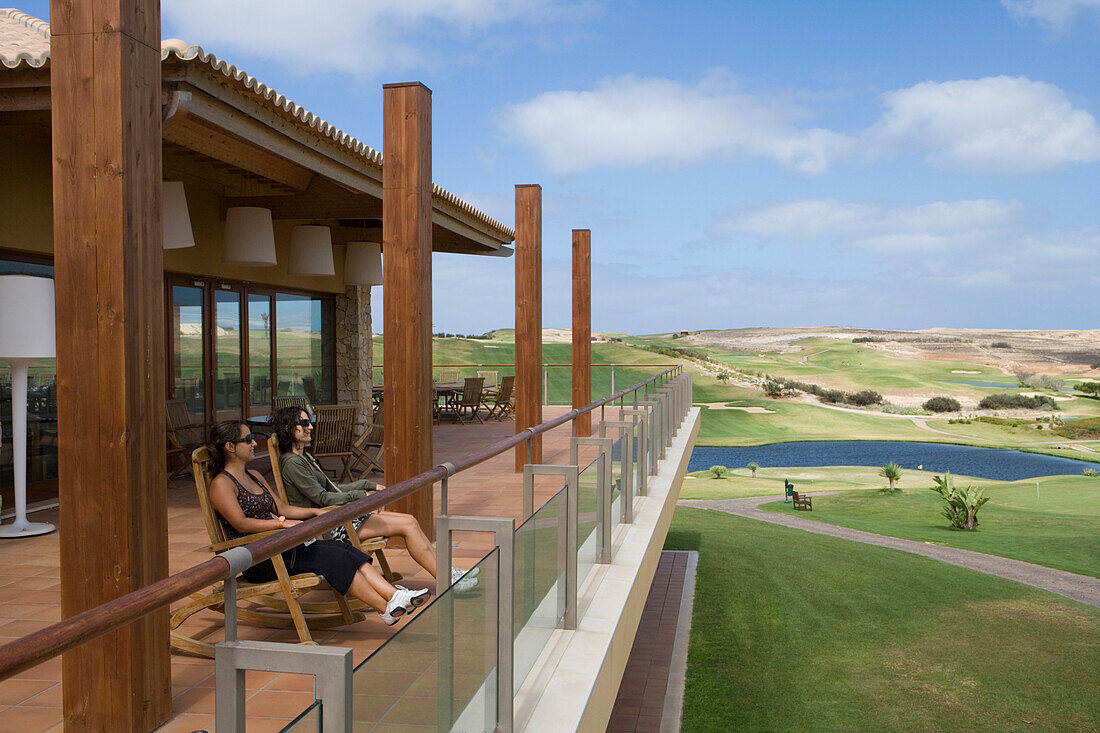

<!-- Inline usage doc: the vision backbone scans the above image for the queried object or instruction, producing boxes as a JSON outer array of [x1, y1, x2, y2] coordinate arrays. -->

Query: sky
[[23, 0, 1100, 334]]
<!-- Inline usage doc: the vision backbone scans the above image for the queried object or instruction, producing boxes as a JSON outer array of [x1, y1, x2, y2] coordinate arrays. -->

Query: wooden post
[[50, 0, 171, 730], [382, 82, 434, 538], [572, 229, 592, 437], [515, 185, 543, 470]]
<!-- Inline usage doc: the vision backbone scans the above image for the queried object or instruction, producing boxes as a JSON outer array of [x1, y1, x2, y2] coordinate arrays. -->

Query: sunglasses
[[295, 419, 312, 427], [230, 434, 257, 444]]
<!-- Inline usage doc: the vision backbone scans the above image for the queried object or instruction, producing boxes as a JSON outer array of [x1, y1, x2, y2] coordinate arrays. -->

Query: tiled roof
[[0, 8, 514, 242]]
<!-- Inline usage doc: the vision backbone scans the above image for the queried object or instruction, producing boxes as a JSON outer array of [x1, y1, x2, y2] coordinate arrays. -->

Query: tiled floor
[[0, 405, 605, 731], [606, 551, 691, 733]]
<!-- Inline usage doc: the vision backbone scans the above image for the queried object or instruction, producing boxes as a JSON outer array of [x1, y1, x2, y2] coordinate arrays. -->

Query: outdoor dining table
[[433, 381, 463, 420]]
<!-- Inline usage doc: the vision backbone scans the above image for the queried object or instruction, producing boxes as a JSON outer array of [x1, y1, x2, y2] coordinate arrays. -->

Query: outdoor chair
[[310, 404, 359, 477], [481, 374, 515, 421], [438, 368, 461, 384], [169, 446, 369, 659], [476, 370, 499, 389], [344, 418, 385, 481], [165, 399, 210, 489], [267, 435, 398, 582], [792, 490, 813, 511], [454, 377, 486, 424], [273, 394, 312, 417]]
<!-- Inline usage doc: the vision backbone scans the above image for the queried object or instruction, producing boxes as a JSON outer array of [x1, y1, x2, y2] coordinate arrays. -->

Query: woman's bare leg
[[345, 567, 390, 613], [358, 511, 437, 578]]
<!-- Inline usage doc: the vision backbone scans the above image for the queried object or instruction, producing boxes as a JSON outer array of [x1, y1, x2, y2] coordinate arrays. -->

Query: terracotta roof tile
[[0, 8, 514, 243]]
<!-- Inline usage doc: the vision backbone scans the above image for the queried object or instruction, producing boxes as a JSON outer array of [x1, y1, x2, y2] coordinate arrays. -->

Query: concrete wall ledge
[[516, 407, 701, 732]]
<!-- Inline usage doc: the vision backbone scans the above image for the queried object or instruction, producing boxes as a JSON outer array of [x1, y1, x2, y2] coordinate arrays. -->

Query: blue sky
[[23, 0, 1100, 333]]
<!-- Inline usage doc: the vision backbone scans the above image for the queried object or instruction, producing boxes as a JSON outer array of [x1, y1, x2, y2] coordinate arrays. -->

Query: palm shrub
[[710, 465, 729, 479], [878, 462, 903, 491], [747, 462, 759, 478], [1084, 468, 1099, 478], [930, 473, 989, 530]]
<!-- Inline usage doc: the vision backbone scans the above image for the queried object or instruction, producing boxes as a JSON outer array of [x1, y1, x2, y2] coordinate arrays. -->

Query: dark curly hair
[[206, 420, 248, 476], [271, 405, 311, 453]]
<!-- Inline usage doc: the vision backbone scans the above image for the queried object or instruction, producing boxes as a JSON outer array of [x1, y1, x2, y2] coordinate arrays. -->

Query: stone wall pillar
[[335, 284, 374, 430]]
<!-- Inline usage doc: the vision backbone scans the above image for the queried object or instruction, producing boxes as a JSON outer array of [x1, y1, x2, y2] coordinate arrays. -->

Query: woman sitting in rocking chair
[[271, 406, 477, 592], [206, 420, 429, 625]]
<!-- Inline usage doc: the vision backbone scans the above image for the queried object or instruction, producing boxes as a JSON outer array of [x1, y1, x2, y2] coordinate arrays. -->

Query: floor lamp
[[0, 275, 56, 538]]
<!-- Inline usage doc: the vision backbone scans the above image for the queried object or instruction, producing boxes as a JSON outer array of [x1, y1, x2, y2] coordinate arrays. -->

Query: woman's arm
[[248, 470, 323, 521], [208, 475, 285, 534]]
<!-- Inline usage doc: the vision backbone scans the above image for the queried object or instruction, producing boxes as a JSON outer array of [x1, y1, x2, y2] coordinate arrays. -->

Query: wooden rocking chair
[[267, 435, 399, 583], [169, 446, 372, 659]]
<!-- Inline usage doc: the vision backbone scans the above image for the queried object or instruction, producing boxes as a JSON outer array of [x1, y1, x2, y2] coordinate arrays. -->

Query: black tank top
[[217, 470, 276, 540]]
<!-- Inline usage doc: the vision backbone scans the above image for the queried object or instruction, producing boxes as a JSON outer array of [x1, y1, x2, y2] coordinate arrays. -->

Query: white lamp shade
[[0, 275, 55, 359], [288, 225, 335, 277], [162, 181, 195, 250], [222, 207, 277, 266], [345, 242, 382, 285]]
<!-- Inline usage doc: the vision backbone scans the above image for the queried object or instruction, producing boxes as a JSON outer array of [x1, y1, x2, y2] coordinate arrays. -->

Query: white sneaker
[[393, 585, 431, 609], [451, 567, 479, 593], [380, 596, 407, 626]]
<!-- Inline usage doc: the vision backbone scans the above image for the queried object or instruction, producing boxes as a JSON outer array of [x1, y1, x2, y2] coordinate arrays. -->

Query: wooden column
[[572, 229, 592, 437], [382, 82, 434, 538], [515, 185, 543, 470], [50, 0, 171, 730]]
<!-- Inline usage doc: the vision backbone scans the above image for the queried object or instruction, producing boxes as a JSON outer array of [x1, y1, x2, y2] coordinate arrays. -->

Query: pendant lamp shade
[[222, 207, 277, 266], [344, 242, 382, 286], [162, 181, 195, 250], [288, 225, 335, 277]]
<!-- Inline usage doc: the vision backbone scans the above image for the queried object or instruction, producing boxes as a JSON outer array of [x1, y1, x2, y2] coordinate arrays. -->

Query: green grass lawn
[[678, 465, 986, 500], [665, 507, 1100, 732], [759, 475, 1100, 577]]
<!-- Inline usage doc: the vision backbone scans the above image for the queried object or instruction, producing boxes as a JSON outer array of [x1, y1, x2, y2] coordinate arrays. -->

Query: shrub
[[716, 372, 731, 382], [991, 341, 1011, 349], [821, 389, 846, 404], [1083, 468, 1099, 478], [763, 381, 785, 398], [1078, 382, 1100, 396], [709, 465, 729, 479], [1015, 371, 1065, 391], [923, 396, 961, 413], [747, 462, 759, 478], [930, 473, 989, 530], [846, 390, 883, 406], [978, 393, 1058, 410], [878, 462, 903, 490]]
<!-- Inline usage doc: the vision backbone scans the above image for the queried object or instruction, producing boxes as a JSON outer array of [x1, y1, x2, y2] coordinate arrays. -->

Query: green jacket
[[279, 451, 377, 509]]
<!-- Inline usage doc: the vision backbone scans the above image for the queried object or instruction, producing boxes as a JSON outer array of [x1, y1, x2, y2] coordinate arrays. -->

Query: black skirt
[[242, 539, 372, 595]]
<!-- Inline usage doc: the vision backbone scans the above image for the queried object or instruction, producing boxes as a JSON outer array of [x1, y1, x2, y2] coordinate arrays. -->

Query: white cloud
[[1002, 0, 1100, 30], [716, 198, 1035, 255], [498, 72, 853, 175], [162, 0, 581, 77], [868, 76, 1100, 174]]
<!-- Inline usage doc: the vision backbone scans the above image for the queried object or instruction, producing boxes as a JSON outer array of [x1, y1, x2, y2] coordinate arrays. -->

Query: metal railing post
[[437, 515, 515, 733], [571, 436, 612, 563], [522, 464, 579, 629], [600, 420, 635, 527], [618, 407, 650, 499], [634, 400, 662, 470]]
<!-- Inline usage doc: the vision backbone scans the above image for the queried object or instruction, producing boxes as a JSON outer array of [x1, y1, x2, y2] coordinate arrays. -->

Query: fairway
[[666, 507, 1100, 732], [759, 475, 1100, 578]]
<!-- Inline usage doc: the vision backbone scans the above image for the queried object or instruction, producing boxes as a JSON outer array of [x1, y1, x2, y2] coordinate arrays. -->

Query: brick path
[[606, 550, 695, 733]]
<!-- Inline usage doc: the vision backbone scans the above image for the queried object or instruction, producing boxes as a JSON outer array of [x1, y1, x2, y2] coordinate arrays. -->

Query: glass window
[[0, 260, 56, 494], [171, 285, 206, 418], [213, 289, 243, 420], [247, 293, 273, 413], [275, 293, 333, 404]]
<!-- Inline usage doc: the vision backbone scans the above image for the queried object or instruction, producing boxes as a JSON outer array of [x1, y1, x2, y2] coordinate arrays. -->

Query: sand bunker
[[951, 370, 981, 374], [699, 402, 775, 413], [1018, 391, 1076, 401]]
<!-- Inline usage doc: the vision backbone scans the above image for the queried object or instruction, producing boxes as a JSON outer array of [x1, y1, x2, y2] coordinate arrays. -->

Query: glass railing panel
[[633, 421, 643, 494], [513, 487, 566, 691], [351, 549, 499, 732], [280, 700, 321, 732], [577, 454, 601, 588], [609, 435, 624, 526]]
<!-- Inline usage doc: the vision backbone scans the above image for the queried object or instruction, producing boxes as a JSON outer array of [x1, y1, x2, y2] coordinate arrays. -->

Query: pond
[[689, 441, 1098, 481]]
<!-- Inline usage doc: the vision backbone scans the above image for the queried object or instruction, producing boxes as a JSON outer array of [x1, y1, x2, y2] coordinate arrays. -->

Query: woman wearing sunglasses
[[271, 406, 477, 592], [205, 420, 429, 625]]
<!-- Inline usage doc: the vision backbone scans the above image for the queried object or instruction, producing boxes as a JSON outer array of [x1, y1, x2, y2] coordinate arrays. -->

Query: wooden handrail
[[0, 366, 681, 680], [374, 363, 677, 368]]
